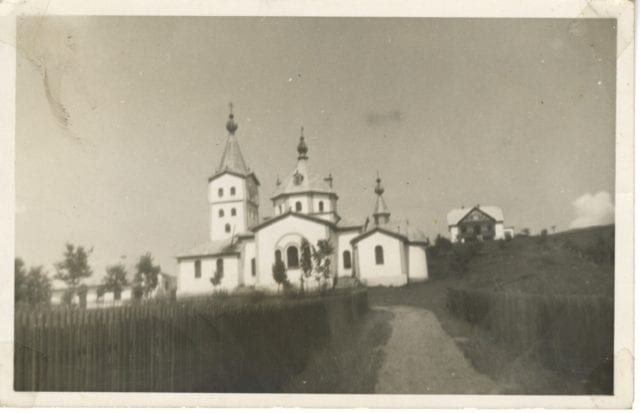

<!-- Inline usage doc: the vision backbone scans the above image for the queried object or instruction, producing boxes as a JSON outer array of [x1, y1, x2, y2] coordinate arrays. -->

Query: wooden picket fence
[[446, 288, 613, 392], [14, 289, 369, 392]]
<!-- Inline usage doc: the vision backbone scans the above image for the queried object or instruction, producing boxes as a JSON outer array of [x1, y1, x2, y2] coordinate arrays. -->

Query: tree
[[54, 244, 93, 305], [15, 259, 52, 307], [312, 239, 334, 290], [272, 259, 287, 292], [102, 263, 128, 300], [433, 234, 452, 256], [300, 238, 313, 291], [133, 253, 161, 299], [15, 258, 27, 304], [521, 228, 530, 237]]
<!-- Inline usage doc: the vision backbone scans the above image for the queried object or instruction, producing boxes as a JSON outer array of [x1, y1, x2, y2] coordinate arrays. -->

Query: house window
[[231, 186, 236, 196], [219, 209, 224, 217], [279, 205, 283, 214], [216, 258, 224, 275], [375, 245, 384, 265], [319, 201, 324, 212], [275, 250, 282, 263], [231, 208, 236, 216], [287, 246, 299, 268], [225, 223, 231, 233], [218, 188, 223, 197], [251, 258, 256, 276], [295, 201, 302, 212], [343, 250, 352, 269], [195, 259, 202, 278]]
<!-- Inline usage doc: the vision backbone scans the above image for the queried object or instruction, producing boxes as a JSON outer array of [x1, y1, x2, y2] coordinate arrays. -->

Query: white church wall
[[208, 174, 254, 240], [494, 222, 505, 240], [207, 174, 246, 202], [337, 231, 359, 277], [408, 245, 428, 282], [355, 232, 407, 287], [177, 256, 240, 297], [242, 241, 257, 287], [254, 215, 330, 290]]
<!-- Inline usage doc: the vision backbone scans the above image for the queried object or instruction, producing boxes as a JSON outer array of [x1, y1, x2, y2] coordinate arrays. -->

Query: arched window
[[275, 250, 282, 263], [230, 186, 236, 196], [225, 223, 231, 233], [319, 201, 324, 212], [218, 188, 223, 197], [231, 208, 236, 216], [295, 201, 302, 212], [287, 246, 299, 268], [343, 250, 352, 269], [194, 259, 202, 278], [375, 245, 384, 265], [251, 258, 256, 276], [216, 258, 224, 275], [218, 209, 224, 217]]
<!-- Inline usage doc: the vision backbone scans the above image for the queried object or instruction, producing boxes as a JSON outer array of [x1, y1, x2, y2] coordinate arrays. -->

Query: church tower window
[[251, 258, 256, 276], [375, 245, 384, 265], [343, 250, 352, 269], [231, 208, 236, 216], [225, 223, 231, 233], [219, 209, 224, 217], [295, 201, 302, 212], [230, 186, 236, 196], [319, 201, 324, 212], [218, 188, 224, 197], [287, 246, 299, 268], [194, 260, 202, 278], [216, 258, 224, 275]]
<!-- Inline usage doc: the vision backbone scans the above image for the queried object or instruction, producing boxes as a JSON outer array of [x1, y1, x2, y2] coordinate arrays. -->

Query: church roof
[[447, 205, 504, 226], [176, 238, 241, 259], [271, 132, 336, 200], [217, 133, 249, 176], [252, 210, 337, 232], [351, 220, 428, 246]]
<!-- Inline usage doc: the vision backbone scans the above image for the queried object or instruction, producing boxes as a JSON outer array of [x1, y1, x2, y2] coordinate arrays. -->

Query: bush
[[450, 241, 483, 276]]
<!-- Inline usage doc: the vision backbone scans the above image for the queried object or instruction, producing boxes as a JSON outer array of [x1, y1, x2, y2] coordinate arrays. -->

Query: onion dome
[[297, 127, 308, 160], [373, 173, 391, 225], [374, 176, 385, 195], [226, 110, 238, 134]]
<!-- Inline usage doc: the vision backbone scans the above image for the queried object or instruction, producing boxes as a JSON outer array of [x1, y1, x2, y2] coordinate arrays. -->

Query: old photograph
[[4, 5, 634, 408]]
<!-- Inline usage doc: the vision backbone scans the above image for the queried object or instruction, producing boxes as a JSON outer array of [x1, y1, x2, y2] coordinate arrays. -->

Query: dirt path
[[374, 305, 500, 394]]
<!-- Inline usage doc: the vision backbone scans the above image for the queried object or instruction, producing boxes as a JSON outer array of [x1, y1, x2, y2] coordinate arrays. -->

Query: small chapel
[[175, 107, 429, 295]]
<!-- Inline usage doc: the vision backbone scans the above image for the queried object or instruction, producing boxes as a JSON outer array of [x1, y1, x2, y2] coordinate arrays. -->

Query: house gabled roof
[[446, 205, 504, 226], [251, 210, 337, 232]]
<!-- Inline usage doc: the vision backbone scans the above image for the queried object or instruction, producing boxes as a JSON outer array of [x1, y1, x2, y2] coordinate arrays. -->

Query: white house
[[175, 108, 429, 295], [447, 205, 509, 242]]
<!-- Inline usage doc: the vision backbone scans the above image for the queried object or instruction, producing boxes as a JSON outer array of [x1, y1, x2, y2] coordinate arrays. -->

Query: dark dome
[[226, 113, 238, 134]]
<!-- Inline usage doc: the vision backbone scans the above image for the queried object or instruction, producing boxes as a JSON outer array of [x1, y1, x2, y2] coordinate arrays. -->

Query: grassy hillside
[[428, 225, 614, 296]]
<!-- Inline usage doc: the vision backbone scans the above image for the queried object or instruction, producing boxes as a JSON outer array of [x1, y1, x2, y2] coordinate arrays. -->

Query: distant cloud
[[569, 191, 614, 229], [365, 110, 404, 126]]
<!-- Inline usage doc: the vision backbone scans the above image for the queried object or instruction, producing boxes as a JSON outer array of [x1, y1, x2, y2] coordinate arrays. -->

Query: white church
[[175, 108, 429, 295]]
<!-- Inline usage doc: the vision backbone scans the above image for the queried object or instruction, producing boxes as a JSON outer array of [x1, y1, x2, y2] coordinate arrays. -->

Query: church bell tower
[[207, 104, 260, 240]]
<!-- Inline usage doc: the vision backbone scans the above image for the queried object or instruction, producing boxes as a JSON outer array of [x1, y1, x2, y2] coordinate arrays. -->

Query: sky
[[15, 17, 616, 274]]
